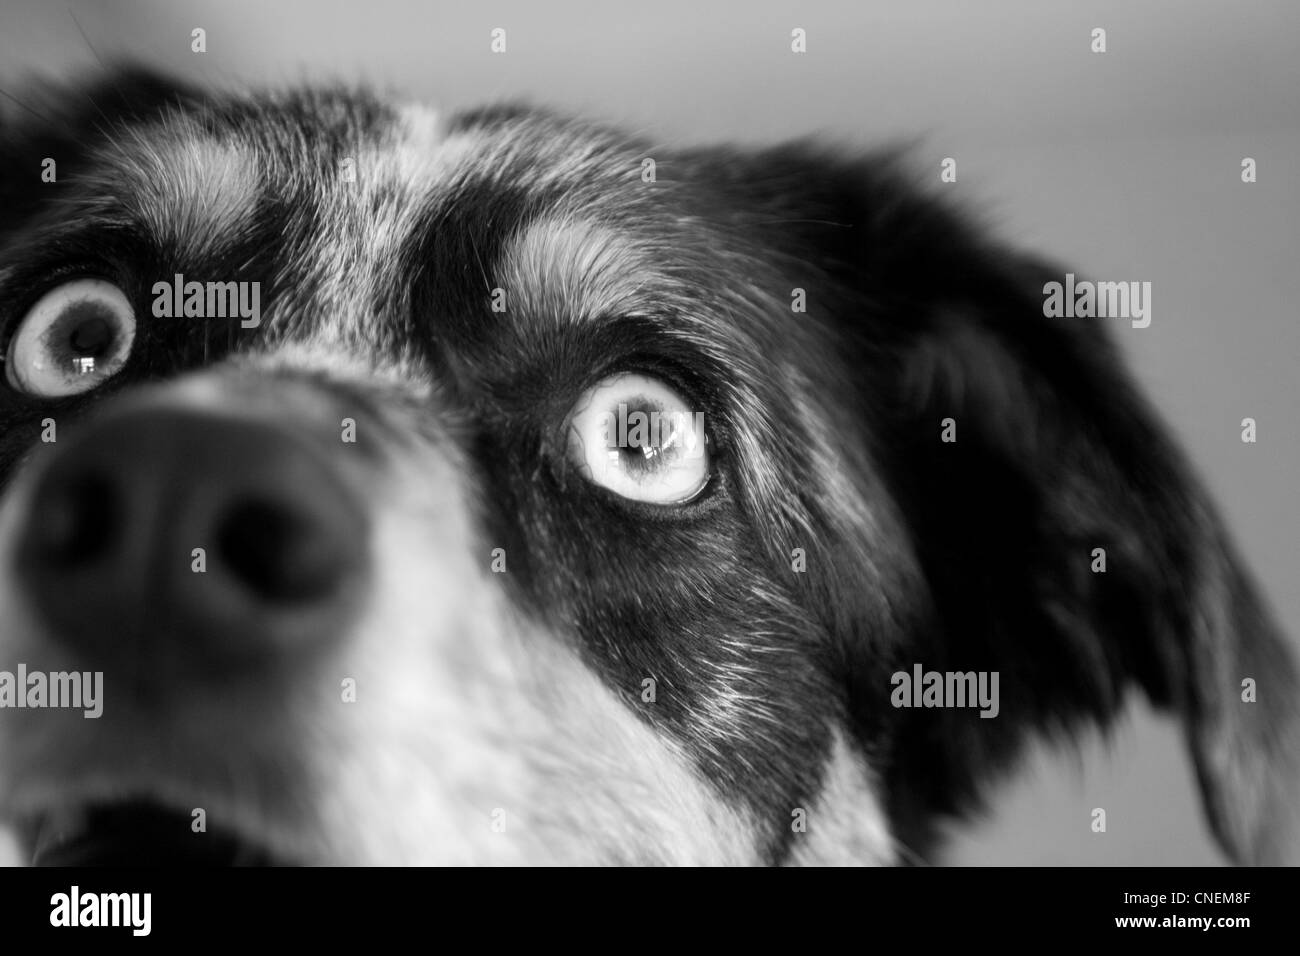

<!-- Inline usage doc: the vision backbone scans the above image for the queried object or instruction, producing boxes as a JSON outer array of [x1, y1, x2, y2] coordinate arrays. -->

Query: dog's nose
[[15, 406, 368, 674]]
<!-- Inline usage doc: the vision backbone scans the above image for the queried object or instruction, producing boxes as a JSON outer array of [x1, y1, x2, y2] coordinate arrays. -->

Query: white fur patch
[[88, 127, 260, 258], [495, 215, 655, 327], [296, 430, 762, 864], [785, 731, 895, 866]]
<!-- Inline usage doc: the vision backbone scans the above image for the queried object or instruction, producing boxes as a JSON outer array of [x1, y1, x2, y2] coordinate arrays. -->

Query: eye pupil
[[67, 312, 114, 357]]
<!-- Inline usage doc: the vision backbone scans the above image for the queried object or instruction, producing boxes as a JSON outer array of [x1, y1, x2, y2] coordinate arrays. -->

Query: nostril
[[16, 408, 371, 671], [216, 499, 351, 604], [29, 472, 120, 567]]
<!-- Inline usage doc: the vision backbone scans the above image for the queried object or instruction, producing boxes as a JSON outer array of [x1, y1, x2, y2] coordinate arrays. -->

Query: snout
[[0, 371, 741, 866], [13, 400, 370, 680]]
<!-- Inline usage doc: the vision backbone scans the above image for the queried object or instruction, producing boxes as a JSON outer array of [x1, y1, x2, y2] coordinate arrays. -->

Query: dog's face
[[0, 69, 1295, 866]]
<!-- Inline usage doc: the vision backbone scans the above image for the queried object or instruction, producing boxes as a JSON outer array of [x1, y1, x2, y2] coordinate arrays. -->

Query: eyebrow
[[494, 213, 667, 329], [83, 126, 261, 261]]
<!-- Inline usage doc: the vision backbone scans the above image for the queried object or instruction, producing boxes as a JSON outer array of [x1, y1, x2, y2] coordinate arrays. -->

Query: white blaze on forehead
[[496, 215, 652, 326], [391, 103, 453, 181], [93, 128, 259, 258], [291, 103, 482, 341]]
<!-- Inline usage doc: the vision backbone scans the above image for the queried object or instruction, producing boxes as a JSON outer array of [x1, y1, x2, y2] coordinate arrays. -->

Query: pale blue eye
[[6, 279, 135, 397], [566, 372, 710, 505]]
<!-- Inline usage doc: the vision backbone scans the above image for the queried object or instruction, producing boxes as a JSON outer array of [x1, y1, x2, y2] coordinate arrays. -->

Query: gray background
[[1, 0, 1297, 865]]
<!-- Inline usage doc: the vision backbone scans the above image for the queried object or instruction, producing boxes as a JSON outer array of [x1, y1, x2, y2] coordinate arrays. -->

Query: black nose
[[15, 405, 369, 675]]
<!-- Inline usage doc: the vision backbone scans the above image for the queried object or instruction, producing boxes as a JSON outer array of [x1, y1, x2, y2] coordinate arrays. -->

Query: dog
[[0, 66, 1295, 866]]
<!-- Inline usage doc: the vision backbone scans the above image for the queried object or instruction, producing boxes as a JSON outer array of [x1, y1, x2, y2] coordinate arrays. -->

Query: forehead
[[91, 94, 647, 253], [67, 91, 692, 347]]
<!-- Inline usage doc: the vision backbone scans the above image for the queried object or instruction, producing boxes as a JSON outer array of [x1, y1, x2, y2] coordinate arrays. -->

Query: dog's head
[[0, 68, 1294, 865]]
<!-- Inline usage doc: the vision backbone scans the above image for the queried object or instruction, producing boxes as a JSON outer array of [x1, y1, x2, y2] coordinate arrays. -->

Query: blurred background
[[1, 0, 1297, 865]]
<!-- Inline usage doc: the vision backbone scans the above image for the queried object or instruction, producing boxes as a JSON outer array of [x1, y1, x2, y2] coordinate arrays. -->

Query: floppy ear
[[722, 145, 1300, 864], [882, 263, 1300, 866]]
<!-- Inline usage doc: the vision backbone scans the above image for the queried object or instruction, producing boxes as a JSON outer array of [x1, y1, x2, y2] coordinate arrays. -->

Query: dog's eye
[[5, 279, 136, 397], [566, 372, 711, 505]]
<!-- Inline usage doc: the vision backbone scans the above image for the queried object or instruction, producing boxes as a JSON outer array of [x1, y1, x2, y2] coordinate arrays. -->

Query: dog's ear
[[0, 65, 198, 225], [712, 144, 1300, 864]]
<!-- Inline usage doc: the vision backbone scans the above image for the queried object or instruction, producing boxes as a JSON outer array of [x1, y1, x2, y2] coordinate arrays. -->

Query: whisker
[[68, 7, 120, 130], [0, 87, 56, 125]]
